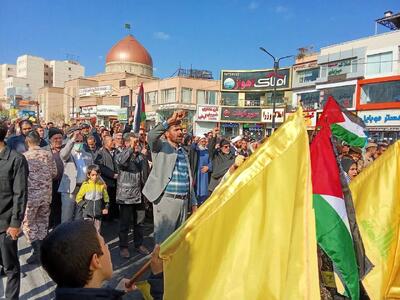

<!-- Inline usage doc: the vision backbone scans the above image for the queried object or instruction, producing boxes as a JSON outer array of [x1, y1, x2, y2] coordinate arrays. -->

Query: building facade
[[143, 76, 220, 133], [315, 30, 400, 141], [218, 68, 292, 138], [0, 54, 85, 119]]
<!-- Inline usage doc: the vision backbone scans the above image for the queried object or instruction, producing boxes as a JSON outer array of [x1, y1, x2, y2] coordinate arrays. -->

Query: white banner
[[358, 109, 400, 127], [81, 106, 97, 115], [79, 85, 112, 98], [261, 108, 285, 123], [96, 105, 121, 116], [196, 105, 219, 122]]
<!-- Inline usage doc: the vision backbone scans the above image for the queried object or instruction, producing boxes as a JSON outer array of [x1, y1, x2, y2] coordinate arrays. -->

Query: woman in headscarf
[[341, 157, 358, 183]]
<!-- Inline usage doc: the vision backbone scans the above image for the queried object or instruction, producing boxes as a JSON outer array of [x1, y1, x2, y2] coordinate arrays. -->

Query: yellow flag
[[350, 141, 400, 299], [160, 108, 320, 300]]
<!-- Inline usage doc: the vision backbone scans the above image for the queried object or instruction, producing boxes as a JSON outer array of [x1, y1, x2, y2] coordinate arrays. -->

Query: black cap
[[48, 128, 63, 140]]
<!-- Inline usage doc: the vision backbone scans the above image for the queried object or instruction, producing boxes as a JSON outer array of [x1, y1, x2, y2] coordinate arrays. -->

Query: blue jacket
[[6, 135, 27, 153]]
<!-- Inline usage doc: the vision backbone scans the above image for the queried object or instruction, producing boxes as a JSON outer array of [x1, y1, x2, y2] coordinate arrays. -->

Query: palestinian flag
[[133, 83, 146, 133], [311, 125, 360, 300], [317, 96, 367, 148]]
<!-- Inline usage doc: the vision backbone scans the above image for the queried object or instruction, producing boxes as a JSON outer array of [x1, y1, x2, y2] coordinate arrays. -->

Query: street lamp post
[[259, 47, 293, 133]]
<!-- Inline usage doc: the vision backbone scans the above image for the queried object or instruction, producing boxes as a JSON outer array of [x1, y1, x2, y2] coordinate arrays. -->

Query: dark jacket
[[115, 148, 149, 204], [39, 138, 48, 148], [208, 137, 236, 192], [148, 272, 164, 300], [6, 134, 27, 153], [0, 146, 29, 232], [55, 287, 124, 300], [94, 147, 118, 188]]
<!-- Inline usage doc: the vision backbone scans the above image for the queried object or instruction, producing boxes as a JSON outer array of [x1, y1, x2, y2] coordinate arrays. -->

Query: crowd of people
[[337, 140, 388, 183], [0, 111, 392, 299]]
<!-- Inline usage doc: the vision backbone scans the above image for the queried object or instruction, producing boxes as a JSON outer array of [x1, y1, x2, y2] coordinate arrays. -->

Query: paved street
[[0, 221, 155, 300]]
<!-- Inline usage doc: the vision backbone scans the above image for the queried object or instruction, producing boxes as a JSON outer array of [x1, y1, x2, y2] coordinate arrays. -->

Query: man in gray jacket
[[142, 111, 197, 244], [115, 133, 149, 258], [58, 127, 93, 222]]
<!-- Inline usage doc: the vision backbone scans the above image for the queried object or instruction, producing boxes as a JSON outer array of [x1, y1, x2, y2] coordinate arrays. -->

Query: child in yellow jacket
[[76, 165, 109, 231]]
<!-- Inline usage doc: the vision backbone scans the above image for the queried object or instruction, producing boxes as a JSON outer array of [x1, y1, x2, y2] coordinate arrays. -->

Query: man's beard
[[198, 145, 207, 151]]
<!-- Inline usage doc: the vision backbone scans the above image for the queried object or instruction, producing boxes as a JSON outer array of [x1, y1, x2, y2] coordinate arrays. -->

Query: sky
[[0, 0, 398, 79]]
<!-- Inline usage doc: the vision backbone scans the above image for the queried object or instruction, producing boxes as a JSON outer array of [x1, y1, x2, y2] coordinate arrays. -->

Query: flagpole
[[124, 259, 151, 289], [329, 135, 373, 283]]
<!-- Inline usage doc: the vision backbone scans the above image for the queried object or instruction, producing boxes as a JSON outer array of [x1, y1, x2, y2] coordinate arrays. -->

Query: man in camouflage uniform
[[22, 131, 57, 264]]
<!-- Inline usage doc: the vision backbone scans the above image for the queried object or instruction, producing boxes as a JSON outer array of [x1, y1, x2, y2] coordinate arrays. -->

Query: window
[[321, 85, 355, 108], [160, 88, 176, 103], [145, 91, 158, 105], [265, 91, 285, 105], [321, 59, 356, 78], [44, 80, 49, 84], [197, 90, 217, 105], [297, 68, 319, 83], [181, 88, 192, 103], [68, 67, 72, 71], [119, 80, 126, 87], [298, 91, 320, 110], [120, 95, 130, 108], [245, 93, 263, 106], [361, 80, 400, 104], [351, 59, 358, 73], [26, 83, 30, 87], [320, 65, 327, 78], [366, 52, 393, 75], [45, 72, 49, 76], [221, 92, 238, 106], [7, 67, 11, 71]]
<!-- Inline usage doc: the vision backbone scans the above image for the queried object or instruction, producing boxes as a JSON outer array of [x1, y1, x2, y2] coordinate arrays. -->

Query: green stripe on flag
[[141, 111, 147, 122], [331, 123, 367, 148], [313, 194, 360, 300]]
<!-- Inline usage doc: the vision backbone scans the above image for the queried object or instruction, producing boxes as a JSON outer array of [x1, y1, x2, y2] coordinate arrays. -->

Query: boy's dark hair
[[87, 164, 101, 176], [41, 220, 103, 288], [26, 130, 41, 146], [0, 121, 8, 142], [19, 119, 33, 130]]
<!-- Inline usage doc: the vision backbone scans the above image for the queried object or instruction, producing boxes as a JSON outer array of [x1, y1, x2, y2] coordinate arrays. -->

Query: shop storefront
[[285, 110, 318, 136], [220, 107, 262, 138], [221, 123, 240, 137], [317, 81, 357, 109], [97, 105, 126, 127], [293, 90, 321, 110], [355, 76, 400, 141], [242, 123, 265, 140], [261, 108, 285, 136], [357, 109, 400, 142], [194, 105, 219, 136], [156, 103, 197, 133], [80, 105, 97, 119], [221, 68, 292, 107]]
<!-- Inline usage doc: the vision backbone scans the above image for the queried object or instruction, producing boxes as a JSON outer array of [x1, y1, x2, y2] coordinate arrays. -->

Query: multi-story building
[[314, 29, 400, 141], [50, 60, 85, 88], [291, 53, 320, 130], [39, 34, 220, 127], [143, 75, 220, 133], [0, 54, 85, 119], [218, 67, 292, 138]]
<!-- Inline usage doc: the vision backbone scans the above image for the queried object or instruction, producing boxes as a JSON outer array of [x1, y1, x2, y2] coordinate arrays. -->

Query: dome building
[[105, 34, 153, 77]]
